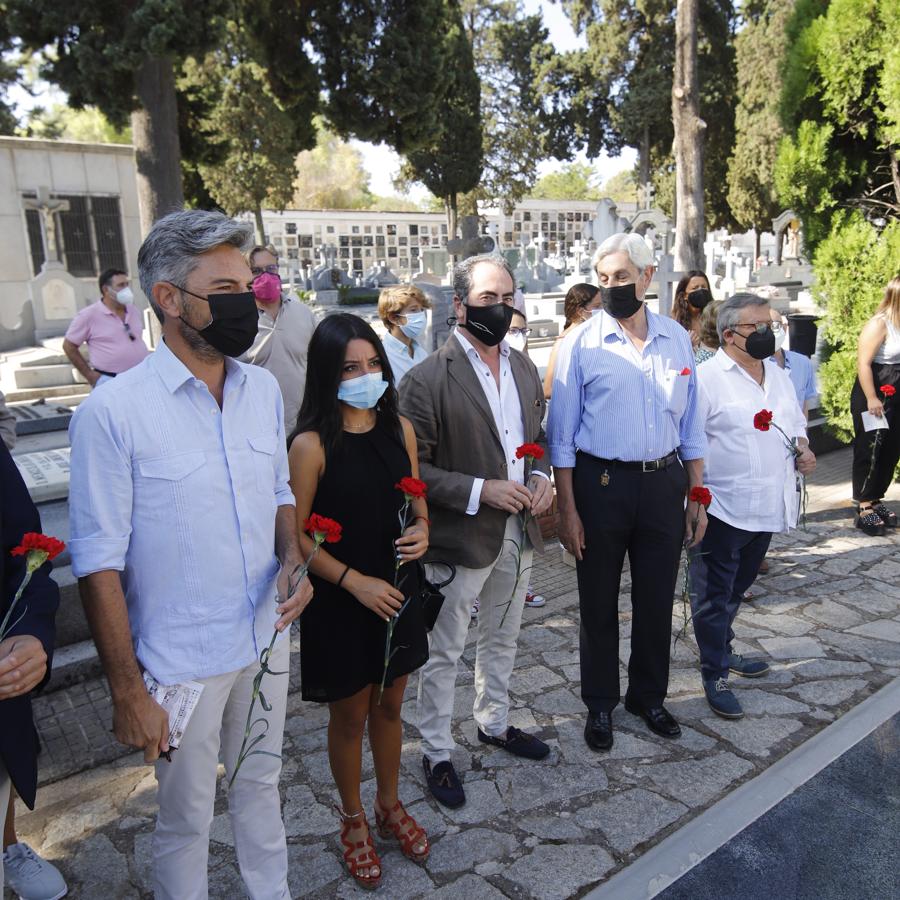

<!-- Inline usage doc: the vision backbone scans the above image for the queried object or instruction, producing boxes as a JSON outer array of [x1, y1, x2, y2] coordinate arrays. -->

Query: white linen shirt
[[697, 349, 807, 533], [453, 329, 548, 515], [68, 339, 294, 685], [383, 332, 429, 385]]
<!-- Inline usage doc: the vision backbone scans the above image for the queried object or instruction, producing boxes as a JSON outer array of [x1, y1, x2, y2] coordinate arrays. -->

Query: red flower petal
[[753, 409, 774, 431], [880, 384, 896, 397], [395, 477, 428, 499], [303, 514, 343, 543], [515, 442, 545, 460], [10, 532, 66, 561], [680, 367, 691, 376], [689, 486, 712, 507]]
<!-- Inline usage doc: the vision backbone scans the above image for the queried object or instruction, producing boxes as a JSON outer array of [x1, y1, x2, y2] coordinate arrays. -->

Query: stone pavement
[[10, 455, 900, 899]]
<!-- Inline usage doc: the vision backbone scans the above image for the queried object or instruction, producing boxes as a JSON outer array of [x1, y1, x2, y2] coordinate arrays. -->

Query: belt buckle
[[642, 459, 658, 473]]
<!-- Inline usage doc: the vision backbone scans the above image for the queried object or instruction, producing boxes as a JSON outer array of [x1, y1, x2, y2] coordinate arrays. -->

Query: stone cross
[[654, 252, 685, 317], [446, 215, 494, 260], [639, 181, 655, 210], [23, 186, 70, 267]]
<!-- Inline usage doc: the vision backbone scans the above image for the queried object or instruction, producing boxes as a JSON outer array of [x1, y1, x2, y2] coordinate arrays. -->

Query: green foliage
[[599, 168, 639, 203], [530, 162, 601, 200], [776, 0, 899, 250], [725, 0, 792, 231], [403, 2, 483, 230], [547, 0, 739, 230], [292, 122, 374, 210], [23, 104, 132, 143], [367, 195, 429, 212], [338, 287, 380, 306], [812, 214, 900, 439]]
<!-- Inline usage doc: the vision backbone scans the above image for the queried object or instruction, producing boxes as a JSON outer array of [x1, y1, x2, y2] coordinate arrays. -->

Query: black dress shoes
[[584, 712, 613, 751], [624, 700, 682, 738]]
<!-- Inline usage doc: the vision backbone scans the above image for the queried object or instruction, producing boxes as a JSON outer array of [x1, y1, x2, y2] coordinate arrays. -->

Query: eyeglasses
[[123, 321, 136, 342], [732, 322, 774, 335], [508, 327, 532, 338], [250, 264, 279, 277]]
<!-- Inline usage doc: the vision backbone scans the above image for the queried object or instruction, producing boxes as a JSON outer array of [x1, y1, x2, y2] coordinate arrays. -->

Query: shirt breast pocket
[[663, 370, 689, 417], [248, 434, 278, 495], [135, 451, 206, 520]]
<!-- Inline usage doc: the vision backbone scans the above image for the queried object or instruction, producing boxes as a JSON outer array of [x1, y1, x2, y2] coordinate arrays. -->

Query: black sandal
[[872, 503, 898, 527], [856, 506, 886, 536]]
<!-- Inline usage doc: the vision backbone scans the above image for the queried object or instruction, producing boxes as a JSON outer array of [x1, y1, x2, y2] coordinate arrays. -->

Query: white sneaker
[[3, 842, 68, 900], [524, 588, 545, 608]]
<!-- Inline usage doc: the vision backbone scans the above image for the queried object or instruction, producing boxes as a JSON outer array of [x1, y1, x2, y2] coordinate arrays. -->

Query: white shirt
[[453, 329, 548, 514], [383, 332, 429, 385], [69, 339, 294, 685], [697, 349, 807, 533]]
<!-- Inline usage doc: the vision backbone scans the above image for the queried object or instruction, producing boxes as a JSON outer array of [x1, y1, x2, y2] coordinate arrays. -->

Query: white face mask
[[399, 310, 426, 340], [115, 286, 134, 305], [506, 332, 527, 353], [773, 325, 786, 352]]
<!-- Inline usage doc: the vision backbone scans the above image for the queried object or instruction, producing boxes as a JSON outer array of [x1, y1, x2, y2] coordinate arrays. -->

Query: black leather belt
[[93, 369, 117, 378], [591, 450, 679, 472]]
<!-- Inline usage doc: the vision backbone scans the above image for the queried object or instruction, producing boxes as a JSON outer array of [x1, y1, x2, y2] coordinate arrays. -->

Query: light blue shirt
[[775, 349, 817, 410], [382, 332, 429, 385], [547, 307, 706, 467], [68, 339, 294, 685]]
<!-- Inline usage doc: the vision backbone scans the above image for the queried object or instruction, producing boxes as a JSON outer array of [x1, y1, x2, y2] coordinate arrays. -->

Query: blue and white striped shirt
[[547, 308, 706, 467]]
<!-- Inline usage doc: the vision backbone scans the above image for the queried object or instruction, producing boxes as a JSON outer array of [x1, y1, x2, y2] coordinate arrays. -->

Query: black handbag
[[418, 561, 456, 631]]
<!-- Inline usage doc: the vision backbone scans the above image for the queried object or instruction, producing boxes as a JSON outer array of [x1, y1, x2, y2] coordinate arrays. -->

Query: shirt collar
[[599, 305, 667, 345], [152, 338, 246, 394], [453, 327, 510, 358]]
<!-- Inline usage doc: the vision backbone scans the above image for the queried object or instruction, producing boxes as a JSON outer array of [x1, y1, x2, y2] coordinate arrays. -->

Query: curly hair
[[671, 270, 710, 331]]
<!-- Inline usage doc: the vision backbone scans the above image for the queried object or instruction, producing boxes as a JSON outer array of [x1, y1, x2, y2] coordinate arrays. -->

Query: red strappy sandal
[[337, 807, 382, 890], [374, 797, 430, 865]]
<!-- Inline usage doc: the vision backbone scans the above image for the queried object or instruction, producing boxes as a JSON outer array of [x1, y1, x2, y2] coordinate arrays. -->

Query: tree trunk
[[753, 228, 761, 270], [672, 0, 706, 271], [639, 123, 650, 191], [254, 204, 267, 246], [446, 193, 459, 259], [131, 57, 185, 236]]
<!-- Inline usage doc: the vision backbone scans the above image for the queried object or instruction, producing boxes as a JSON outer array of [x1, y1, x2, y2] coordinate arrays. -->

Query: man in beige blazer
[[399, 253, 553, 809]]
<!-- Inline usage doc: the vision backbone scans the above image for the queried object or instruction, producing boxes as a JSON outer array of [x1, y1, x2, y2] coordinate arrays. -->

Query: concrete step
[[46, 639, 103, 692], [6, 384, 90, 405], [15, 364, 87, 390]]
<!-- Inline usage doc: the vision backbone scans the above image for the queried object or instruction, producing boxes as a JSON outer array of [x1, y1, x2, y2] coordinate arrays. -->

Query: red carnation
[[515, 442, 545, 461], [303, 514, 342, 544], [689, 486, 713, 507], [753, 409, 774, 431], [396, 476, 427, 500], [680, 367, 691, 376], [881, 384, 896, 397], [11, 532, 65, 562]]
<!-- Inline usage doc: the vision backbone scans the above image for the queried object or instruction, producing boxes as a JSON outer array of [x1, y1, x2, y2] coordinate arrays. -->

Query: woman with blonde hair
[[378, 284, 432, 384], [850, 274, 900, 535]]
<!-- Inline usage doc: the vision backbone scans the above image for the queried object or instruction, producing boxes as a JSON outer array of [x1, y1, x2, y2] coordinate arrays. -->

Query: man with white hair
[[68, 209, 313, 899], [547, 233, 707, 751]]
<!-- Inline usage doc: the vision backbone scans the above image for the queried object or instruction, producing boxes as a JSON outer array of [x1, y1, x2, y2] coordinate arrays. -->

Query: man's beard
[[177, 296, 224, 363]]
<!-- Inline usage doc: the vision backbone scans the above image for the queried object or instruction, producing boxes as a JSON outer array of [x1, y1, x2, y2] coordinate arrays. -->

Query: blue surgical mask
[[337, 372, 389, 409], [399, 311, 427, 340]]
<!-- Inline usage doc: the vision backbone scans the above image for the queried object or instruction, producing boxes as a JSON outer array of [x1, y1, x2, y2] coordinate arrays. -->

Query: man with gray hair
[[68, 209, 312, 899], [690, 292, 815, 718], [400, 253, 553, 809], [548, 232, 707, 751]]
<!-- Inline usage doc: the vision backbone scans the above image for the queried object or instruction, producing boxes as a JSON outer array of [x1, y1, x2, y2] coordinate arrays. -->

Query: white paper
[[143, 672, 204, 749], [861, 411, 889, 432]]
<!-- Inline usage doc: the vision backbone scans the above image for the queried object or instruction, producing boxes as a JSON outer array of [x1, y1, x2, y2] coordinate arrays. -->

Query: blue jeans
[[688, 514, 772, 683]]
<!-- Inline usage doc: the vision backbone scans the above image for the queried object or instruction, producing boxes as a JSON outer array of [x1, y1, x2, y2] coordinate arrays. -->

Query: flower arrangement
[[674, 488, 712, 647], [230, 514, 341, 785], [499, 444, 544, 627], [378, 477, 427, 701], [2, 533, 66, 641]]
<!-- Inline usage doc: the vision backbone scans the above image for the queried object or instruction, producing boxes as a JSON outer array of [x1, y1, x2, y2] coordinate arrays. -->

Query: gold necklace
[[343, 419, 375, 430]]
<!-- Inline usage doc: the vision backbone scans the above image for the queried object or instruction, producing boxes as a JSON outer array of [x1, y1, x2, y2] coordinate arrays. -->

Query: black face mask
[[599, 282, 643, 319], [461, 302, 515, 347], [178, 287, 259, 357], [736, 327, 776, 360], [687, 288, 712, 310]]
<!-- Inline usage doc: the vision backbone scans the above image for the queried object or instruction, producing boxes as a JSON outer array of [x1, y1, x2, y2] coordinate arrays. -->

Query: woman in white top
[[378, 284, 432, 385], [851, 274, 900, 535]]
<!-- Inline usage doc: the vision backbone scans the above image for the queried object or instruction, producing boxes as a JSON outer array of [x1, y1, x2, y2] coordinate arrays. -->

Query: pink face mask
[[252, 272, 281, 303]]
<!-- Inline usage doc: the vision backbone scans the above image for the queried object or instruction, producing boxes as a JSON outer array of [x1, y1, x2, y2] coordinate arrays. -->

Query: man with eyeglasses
[[68, 211, 312, 899], [241, 246, 317, 435], [548, 232, 708, 752], [690, 292, 815, 719], [63, 268, 149, 387]]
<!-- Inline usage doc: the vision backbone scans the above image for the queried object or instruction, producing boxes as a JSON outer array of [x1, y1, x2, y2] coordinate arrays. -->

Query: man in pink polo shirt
[[63, 268, 149, 387]]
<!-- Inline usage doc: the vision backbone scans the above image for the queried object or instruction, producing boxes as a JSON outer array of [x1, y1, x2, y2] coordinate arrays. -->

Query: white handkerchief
[[861, 411, 889, 432]]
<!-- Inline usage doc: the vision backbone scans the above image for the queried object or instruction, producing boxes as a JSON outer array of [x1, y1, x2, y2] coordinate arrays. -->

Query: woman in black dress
[[288, 314, 429, 890]]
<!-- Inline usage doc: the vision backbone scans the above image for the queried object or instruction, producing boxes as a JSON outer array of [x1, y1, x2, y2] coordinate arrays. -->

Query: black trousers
[[574, 452, 687, 713], [850, 362, 900, 502]]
